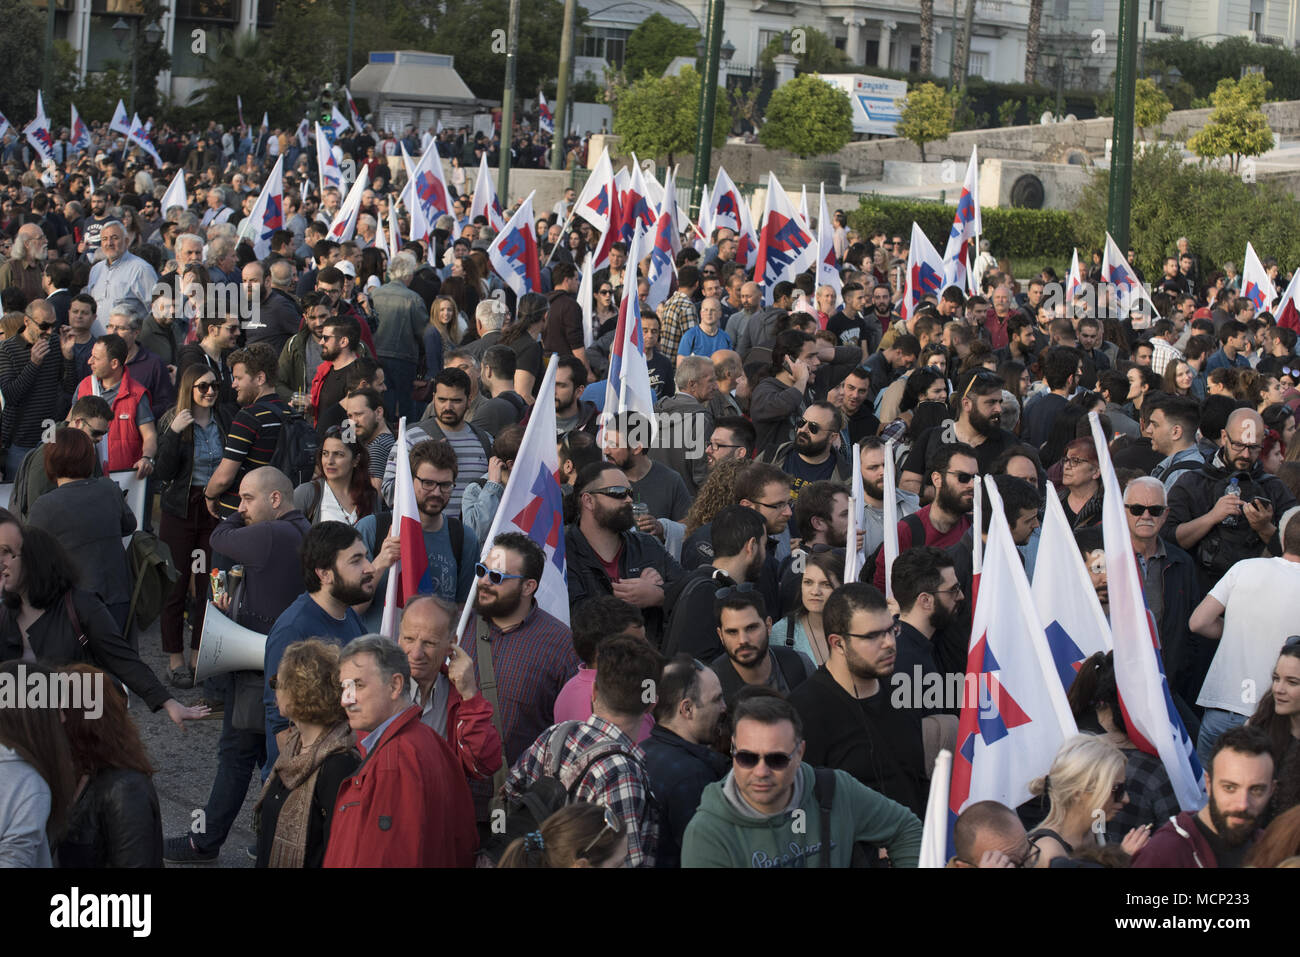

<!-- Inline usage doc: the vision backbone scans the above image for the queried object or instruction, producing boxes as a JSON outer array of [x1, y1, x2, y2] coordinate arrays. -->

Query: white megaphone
[[193, 602, 268, 683]]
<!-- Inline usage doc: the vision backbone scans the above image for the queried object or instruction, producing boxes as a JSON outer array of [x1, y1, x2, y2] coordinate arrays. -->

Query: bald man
[[949, 801, 1036, 868], [0, 299, 79, 480], [397, 595, 503, 782], [1164, 406, 1298, 590], [0, 223, 48, 302]]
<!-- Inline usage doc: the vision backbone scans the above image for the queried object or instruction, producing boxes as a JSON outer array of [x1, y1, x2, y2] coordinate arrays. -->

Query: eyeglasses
[[194, 381, 218, 393], [732, 744, 800, 771], [415, 476, 455, 493], [32, 319, 56, 331], [944, 470, 976, 484], [585, 485, 633, 500], [752, 498, 792, 512], [795, 417, 826, 435], [844, 623, 902, 643], [1226, 437, 1262, 454], [579, 805, 622, 857], [1061, 457, 1096, 469], [706, 440, 743, 451], [598, 288, 612, 295], [474, 562, 526, 585], [933, 584, 965, 598], [1125, 504, 1166, 517]]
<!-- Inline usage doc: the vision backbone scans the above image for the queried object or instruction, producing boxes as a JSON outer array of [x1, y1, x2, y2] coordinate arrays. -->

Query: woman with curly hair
[[683, 457, 749, 538], [255, 639, 360, 868], [498, 803, 627, 868]]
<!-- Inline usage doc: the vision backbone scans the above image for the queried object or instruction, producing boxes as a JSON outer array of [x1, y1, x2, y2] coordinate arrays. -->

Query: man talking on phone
[[0, 299, 80, 481], [750, 330, 822, 460]]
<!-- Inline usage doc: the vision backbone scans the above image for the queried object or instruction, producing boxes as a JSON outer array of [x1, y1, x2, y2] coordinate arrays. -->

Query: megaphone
[[193, 602, 268, 683]]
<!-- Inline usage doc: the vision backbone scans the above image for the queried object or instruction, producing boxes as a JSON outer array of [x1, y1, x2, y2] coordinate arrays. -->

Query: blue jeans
[[193, 672, 266, 853], [4, 444, 34, 483], [381, 356, 419, 424], [1196, 707, 1247, 772]]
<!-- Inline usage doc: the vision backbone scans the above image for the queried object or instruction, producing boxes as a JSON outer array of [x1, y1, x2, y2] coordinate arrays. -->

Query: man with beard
[[789, 582, 928, 818], [708, 590, 813, 701], [263, 521, 374, 771], [1133, 725, 1276, 867], [466, 533, 580, 811], [366, 439, 478, 626], [641, 654, 731, 868], [828, 282, 884, 356], [705, 416, 755, 471], [892, 546, 965, 721], [77, 189, 115, 257], [900, 369, 1024, 497], [602, 411, 693, 524], [277, 292, 333, 402], [663, 506, 768, 660], [341, 386, 394, 491], [770, 401, 851, 496], [873, 444, 976, 593], [565, 462, 683, 649], [859, 438, 919, 558], [839, 365, 881, 444], [205, 343, 288, 518], [382, 368, 493, 515], [310, 316, 361, 432]]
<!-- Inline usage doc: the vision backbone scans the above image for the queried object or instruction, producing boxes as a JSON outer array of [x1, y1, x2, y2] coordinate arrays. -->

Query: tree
[[919, 0, 934, 75], [623, 13, 699, 80], [613, 67, 728, 169], [1133, 77, 1172, 140], [758, 74, 853, 158], [728, 84, 761, 136], [0, 0, 51, 124], [1074, 142, 1300, 277], [759, 26, 849, 79], [1024, 0, 1042, 84], [895, 82, 953, 161], [997, 99, 1021, 127], [1187, 74, 1275, 172], [426, 0, 578, 101]]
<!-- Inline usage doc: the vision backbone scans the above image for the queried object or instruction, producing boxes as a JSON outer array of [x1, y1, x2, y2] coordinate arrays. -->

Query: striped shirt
[[440, 423, 489, 518], [0, 335, 78, 448], [220, 394, 287, 515]]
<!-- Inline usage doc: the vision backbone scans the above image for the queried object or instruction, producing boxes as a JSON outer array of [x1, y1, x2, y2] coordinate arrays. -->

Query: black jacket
[[1153, 541, 1208, 707], [0, 588, 171, 710], [155, 406, 235, 518], [56, 768, 163, 868], [788, 665, 929, 818], [639, 724, 729, 869], [564, 523, 683, 647]]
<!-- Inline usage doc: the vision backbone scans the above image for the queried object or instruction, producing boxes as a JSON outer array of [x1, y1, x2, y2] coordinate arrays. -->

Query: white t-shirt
[[1197, 556, 1300, 715]]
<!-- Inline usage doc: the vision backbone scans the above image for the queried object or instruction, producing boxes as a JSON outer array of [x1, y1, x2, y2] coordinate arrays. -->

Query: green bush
[[848, 197, 1078, 262]]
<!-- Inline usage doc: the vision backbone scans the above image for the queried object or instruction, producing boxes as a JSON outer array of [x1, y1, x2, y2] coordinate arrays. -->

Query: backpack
[[1193, 474, 1272, 581], [125, 530, 180, 642], [268, 404, 320, 487], [372, 512, 464, 565], [811, 767, 890, 868], [481, 719, 640, 865], [863, 512, 926, 584]]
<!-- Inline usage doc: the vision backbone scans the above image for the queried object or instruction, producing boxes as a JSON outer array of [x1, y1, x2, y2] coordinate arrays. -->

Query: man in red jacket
[[397, 594, 503, 782], [325, 634, 478, 868], [1132, 725, 1275, 868]]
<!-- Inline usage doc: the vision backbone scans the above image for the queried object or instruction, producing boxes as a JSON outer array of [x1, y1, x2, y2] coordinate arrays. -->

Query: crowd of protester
[[0, 118, 1298, 871]]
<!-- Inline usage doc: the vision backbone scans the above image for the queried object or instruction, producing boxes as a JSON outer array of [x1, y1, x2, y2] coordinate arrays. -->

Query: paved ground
[[134, 617, 259, 869]]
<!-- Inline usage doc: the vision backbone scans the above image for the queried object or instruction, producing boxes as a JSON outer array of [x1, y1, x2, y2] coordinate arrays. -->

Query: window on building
[[908, 44, 920, 73], [579, 28, 630, 68], [1250, 0, 1264, 32], [968, 52, 988, 77], [864, 39, 880, 65]]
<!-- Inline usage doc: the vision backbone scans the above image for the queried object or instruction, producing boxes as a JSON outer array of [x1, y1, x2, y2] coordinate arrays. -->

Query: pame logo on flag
[[912, 260, 943, 297], [949, 191, 976, 237], [1244, 281, 1267, 310], [500, 228, 535, 281], [416, 172, 448, 218], [512, 464, 566, 575], [762, 213, 808, 273]]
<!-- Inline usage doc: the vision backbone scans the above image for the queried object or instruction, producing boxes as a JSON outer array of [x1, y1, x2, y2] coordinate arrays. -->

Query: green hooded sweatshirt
[[681, 764, 923, 868]]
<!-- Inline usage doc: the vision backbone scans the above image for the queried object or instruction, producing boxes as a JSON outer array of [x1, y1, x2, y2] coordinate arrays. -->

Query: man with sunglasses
[[8, 395, 111, 521], [949, 800, 1038, 868], [1165, 407, 1298, 591], [0, 299, 80, 480], [1124, 477, 1204, 703], [769, 402, 850, 497], [682, 685, 922, 868], [875, 443, 975, 593], [602, 411, 692, 525], [565, 462, 683, 648]]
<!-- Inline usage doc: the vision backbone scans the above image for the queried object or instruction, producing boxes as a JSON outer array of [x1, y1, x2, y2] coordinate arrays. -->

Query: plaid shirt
[[505, 714, 660, 867], [657, 291, 699, 358], [1106, 746, 1180, 845], [1151, 336, 1183, 376]]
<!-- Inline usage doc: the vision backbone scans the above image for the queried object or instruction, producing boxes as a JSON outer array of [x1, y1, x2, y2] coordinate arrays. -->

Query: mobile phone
[[1252, 497, 1271, 510]]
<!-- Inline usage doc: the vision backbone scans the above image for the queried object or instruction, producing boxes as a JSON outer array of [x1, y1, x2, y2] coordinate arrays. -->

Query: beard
[[597, 500, 634, 533], [846, 646, 893, 681], [744, 548, 766, 582], [864, 477, 885, 501], [1208, 791, 1260, 847], [936, 479, 973, 516], [726, 630, 769, 668], [475, 583, 524, 619], [321, 342, 341, 361], [968, 403, 1002, 437], [330, 574, 374, 605], [794, 432, 830, 456], [929, 600, 957, 635]]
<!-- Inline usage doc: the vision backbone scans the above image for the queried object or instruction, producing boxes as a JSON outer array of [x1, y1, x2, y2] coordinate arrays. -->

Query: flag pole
[[379, 417, 407, 637], [543, 209, 577, 268]]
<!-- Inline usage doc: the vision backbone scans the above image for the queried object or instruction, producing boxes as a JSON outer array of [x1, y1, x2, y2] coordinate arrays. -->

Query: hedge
[[847, 197, 1079, 261]]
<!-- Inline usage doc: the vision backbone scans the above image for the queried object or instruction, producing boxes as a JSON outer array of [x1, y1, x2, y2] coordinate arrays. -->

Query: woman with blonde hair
[[255, 639, 359, 868], [497, 803, 627, 868], [430, 294, 464, 346], [1027, 734, 1152, 866]]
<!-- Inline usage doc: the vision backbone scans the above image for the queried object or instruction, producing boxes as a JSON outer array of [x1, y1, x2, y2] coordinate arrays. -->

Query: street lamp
[[112, 17, 163, 117]]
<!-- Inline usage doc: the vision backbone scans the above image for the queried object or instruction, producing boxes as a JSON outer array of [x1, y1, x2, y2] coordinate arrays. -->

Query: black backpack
[[811, 767, 890, 868], [481, 720, 640, 865], [268, 405, 320, 487]]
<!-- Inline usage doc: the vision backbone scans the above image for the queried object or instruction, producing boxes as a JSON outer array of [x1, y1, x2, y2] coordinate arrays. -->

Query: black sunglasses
[[795, 417, 825, 435], [586, 486, 633, 500], [732, 745, 799, 771], [193, 381, 218, 393], [1125, 504, 1166, 517], [945, 470, 976, 484]]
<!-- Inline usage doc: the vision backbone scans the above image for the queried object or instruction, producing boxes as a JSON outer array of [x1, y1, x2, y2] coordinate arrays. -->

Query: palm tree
[[920, 0, 934, 76], [1025, 0, 1043, 84]]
